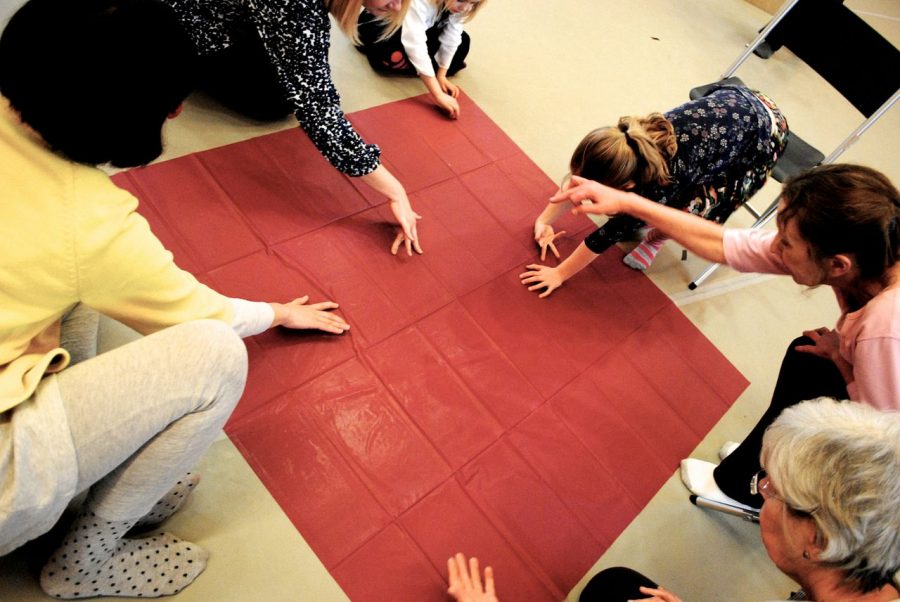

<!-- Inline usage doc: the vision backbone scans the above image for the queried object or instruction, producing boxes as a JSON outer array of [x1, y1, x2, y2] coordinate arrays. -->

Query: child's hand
[[519, 264, 564, 298], [433, 92, 460, 119], [534, 223, 566, 261], [438, 75, 460, 98], [270, 296, 350, 334]]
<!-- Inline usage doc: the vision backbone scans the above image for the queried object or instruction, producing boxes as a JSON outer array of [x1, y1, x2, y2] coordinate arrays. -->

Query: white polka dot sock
[[40, 510, 208, 599], [133, 473, 200, 529]]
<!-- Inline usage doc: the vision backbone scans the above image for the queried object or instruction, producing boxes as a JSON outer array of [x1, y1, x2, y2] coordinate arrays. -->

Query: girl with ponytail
[[522, 85, 788, 297]]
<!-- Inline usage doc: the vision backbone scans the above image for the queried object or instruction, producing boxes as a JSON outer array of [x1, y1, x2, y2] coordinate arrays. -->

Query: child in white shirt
[[357, 0, 487, 118]]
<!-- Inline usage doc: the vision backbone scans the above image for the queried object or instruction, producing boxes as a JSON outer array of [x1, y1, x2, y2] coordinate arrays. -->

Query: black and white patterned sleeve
[[248, 0, 382, 176]]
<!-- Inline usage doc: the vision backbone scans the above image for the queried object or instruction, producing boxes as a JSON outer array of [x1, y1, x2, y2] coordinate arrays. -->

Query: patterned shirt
[[584, 85, 781, 253], [165, 0, 381, 176]]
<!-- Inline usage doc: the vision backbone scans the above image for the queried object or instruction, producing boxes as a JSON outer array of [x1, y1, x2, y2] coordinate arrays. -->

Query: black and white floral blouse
[[166, 0, 381, 177]]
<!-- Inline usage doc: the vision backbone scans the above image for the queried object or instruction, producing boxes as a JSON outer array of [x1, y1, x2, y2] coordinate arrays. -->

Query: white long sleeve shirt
[[400, 0, 466, 77]]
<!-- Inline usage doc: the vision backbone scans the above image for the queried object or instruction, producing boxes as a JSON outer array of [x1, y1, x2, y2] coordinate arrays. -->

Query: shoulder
[[856, 286, 900, 336]]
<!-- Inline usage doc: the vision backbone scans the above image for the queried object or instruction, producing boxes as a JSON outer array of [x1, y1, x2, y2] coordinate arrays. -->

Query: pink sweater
[[724, 229, 900, 410]]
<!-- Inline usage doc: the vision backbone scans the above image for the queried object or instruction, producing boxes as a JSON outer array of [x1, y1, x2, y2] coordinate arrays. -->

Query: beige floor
[[1, 0, 898, 600]]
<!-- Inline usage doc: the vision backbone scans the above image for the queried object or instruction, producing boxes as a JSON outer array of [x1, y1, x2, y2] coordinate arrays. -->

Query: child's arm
[[419, 73, 460, 118], [555, 176, 726, 263], [436, 67, 459, 98], [521, 176, 729, 298], [532, 190, 575, 259], [400, 2, 460, 118]]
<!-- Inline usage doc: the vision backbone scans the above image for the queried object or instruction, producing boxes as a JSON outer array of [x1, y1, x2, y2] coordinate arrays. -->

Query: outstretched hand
[[390, 200, 423, 256], [447, 553, 497, 602], [519, 264, 564, 298], [533, 222, 566, 261], [549, 175, 629, 216], [271, 296, 350, 334]]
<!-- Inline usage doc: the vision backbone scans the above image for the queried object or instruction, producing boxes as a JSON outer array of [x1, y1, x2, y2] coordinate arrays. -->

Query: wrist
[[268, 302, 286, 327]]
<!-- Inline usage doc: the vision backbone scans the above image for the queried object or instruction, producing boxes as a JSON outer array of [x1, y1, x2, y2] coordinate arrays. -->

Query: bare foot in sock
[[40, 510, 208, 599], [133, 473, 200, 530]]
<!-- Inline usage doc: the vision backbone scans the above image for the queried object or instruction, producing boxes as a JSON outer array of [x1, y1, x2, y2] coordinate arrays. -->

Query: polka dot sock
[[133, 473, 200, 529], [40, 510, 208, 599], [623, 228, 669, 271]]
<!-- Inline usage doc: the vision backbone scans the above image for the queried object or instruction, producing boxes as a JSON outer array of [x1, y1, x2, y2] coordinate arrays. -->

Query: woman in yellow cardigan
[[0, 0, 348, 598]]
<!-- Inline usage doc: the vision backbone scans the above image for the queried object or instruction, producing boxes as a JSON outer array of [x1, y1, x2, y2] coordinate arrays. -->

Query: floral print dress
[[584, 85, 789, 254]]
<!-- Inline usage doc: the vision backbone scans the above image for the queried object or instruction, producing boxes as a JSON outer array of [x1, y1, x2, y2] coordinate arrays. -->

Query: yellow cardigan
[[0, 99, 233, 413]]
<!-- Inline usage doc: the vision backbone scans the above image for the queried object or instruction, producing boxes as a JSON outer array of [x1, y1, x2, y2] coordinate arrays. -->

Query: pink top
[[724, 229, 900, 410]]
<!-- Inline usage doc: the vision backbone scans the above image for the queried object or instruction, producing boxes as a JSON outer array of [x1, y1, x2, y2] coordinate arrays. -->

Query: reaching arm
[[360, 164, 423, 255], [552, 176, 726, 264], [534, 196, 571, 235]]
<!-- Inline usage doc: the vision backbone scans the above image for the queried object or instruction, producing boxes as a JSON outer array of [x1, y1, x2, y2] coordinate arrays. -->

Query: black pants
[[713, 336, 848, 507], [196, 22, 292, 122], [580, 567, 658, 602], [356, 10, 469, 76]]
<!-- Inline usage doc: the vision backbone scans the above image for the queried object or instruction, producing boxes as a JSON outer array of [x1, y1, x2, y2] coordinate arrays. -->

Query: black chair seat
[[771, 131, 824, 182]]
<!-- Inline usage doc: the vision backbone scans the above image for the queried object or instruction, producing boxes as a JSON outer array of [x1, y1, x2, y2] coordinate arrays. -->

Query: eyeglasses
[[750, 469, 778, 500], [750, 470, 818, 516]]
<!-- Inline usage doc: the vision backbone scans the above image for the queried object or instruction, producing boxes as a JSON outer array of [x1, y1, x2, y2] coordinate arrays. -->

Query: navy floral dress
[[584, 85, 789, 254], [164, 0, 381, 177]]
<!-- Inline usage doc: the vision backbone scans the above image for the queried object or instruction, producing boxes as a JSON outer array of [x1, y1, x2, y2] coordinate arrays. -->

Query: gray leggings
[[56, 306, 248, 521]]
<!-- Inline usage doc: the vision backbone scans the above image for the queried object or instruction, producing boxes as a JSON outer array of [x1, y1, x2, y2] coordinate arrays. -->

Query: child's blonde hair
[[570, 113, 677, 191], [439, 0, 488, 23], [326, 0, 412, 44]]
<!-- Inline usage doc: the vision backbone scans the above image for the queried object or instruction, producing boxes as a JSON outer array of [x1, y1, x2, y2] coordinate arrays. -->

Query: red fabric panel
[[115, 93, 749, 600], [227, 386, 391, 568], [112, 156, 262, 272], [365, 325, 504, 470], [331, 525, 448, 601], [416, 302, 544, 430], [401, 480, 561, 601], [457, 439, 607, 594], [196, 130, 373, 244], [509, 404, 642, 548]]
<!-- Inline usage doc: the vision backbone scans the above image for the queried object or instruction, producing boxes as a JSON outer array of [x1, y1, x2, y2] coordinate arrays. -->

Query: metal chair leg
[[688, 262, 722, 290]]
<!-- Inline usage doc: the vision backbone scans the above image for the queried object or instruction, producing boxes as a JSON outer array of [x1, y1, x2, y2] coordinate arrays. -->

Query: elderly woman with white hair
[[576, 398, 900, 602], [447, 398, 900, 602]]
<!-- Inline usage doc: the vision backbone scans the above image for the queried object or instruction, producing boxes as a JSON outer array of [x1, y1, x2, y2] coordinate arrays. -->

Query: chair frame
[[687, 0, 900, 289]]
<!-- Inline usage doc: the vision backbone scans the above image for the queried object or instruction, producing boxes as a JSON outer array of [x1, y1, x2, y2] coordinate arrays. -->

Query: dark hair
[[778, 164, 900, 283], [0, 0, 197, 167]]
